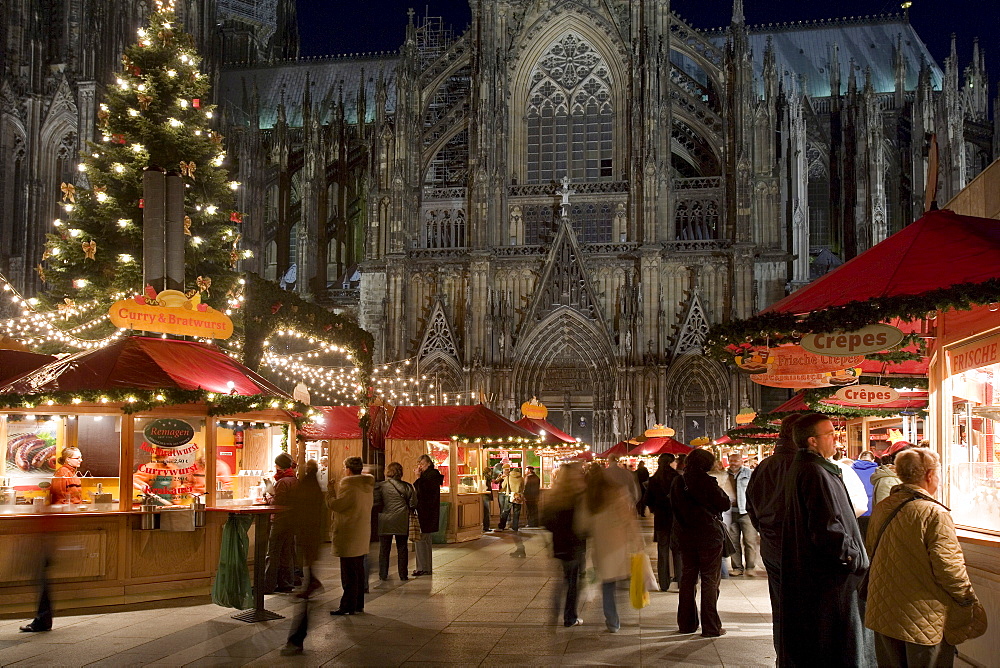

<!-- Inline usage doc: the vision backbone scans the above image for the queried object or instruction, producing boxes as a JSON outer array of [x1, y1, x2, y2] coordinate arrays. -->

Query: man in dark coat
[[412, 454, 443, 576], [644, 453, 681, 590], [779, 413, 875, 667], [746, 413, 802, 664], [634, 461, 650, 516], [523, 466, 541, 527]]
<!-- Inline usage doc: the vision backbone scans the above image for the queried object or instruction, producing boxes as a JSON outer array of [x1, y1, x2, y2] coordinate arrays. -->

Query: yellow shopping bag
[[630, 553, 650, 609]]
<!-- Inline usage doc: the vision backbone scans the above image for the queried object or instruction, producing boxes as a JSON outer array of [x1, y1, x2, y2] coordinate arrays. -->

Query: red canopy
[[763, 210, 1000, 315], [629, 436, 692, 456], [515, 416, 576, 444], [769, 392, 810, 414], [299, 405, 365, 439], [598, 441, 630, 458], [0, 336, 289, 397], [386, 404, 536, 441], [0, 349, 56, 386]]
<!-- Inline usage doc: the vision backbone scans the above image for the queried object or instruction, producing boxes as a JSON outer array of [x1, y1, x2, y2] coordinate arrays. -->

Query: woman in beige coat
[[327, 457, 375, 616], [498, 466, 524, 531], [865, 448, 985, 667]]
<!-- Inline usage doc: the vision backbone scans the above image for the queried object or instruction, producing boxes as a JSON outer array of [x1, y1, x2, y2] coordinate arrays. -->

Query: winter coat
[[523, 472, 541, 502], [414, 465, 444, 533], [745, 438, 796, 559], [865, 484, 980, 647], [574, 485, 638, 582], [541, 500, 585, 561], [644, 466, 679, 534], [780, 450, 872, 668], [871, 466, 902, 506], [670, 469, 731, 551], [374, 478, 416, 536], [605, 463, 640, 504], [291, 471, 326, 564], [725, 465, 752, 514], [851, 460, 878, 516], [328, 474, 375, 558], [503, 469, 524, 497], [271, 469, 299, 530]]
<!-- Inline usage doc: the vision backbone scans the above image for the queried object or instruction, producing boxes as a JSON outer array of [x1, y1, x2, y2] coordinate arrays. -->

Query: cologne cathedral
[[2, 0, 996, 449]]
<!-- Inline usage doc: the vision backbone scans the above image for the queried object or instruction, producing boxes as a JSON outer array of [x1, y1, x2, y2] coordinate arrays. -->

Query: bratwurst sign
[[109, 289, 233, 339], [800, 324, 904, 357]]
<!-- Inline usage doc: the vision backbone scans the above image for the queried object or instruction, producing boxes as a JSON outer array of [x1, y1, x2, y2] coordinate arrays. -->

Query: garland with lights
[[38, 0, 242, 317], [704, 279, 1000, 362], [0, 388, 313, 423]]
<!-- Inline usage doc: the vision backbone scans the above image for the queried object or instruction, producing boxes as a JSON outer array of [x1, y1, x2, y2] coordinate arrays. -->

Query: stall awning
[[629, 436, 693, 456], [819, 391, 929, 412], [770, 392, 811, 414], [299, 405, 365, 439], [598, 441, 630, 458], [386, 404, 537, 442], [0, 349, 56, 386], [0, 336, 289, 397], [763, 209, 1000, 315], [515, 416, 576, 444]]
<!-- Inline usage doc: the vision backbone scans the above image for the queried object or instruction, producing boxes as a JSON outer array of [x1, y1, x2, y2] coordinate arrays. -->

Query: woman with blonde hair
[[865, 448, 986, 666]]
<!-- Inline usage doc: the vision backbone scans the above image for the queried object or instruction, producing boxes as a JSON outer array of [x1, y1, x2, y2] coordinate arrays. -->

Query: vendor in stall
[[50, 447, 83, 505]]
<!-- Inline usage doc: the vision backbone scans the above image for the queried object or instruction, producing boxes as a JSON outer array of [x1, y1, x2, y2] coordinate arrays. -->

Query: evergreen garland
[[38, 1, 240, 315]]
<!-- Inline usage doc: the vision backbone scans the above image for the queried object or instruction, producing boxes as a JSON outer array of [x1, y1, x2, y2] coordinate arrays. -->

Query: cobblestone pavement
[[0, 523, 778, 667]]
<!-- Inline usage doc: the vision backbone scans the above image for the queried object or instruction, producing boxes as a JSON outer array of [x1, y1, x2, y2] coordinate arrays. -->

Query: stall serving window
[[215, 421, 287, 505], [429, 441, 484, 494], [132, 416, 207, 507], [945, 337, 1000, 534], [1, 413, 122, 512]]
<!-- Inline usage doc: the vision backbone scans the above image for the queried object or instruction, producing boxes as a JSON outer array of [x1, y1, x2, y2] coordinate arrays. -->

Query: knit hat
[[275, 452, 294, 469]]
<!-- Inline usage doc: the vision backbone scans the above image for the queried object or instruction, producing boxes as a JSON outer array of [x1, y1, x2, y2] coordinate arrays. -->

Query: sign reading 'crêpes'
[[834, 385, 901, 406], [801, 324, 905, 357]]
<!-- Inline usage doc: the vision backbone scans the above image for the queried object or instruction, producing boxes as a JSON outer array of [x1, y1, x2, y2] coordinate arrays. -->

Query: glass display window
[[455, 445, 482, 494], [428, 441, 451, 492], [215, 421, 286, 505], [132, 415, 206, 507], [945, 350, 1000, 534], [1, 413, 122, 512]]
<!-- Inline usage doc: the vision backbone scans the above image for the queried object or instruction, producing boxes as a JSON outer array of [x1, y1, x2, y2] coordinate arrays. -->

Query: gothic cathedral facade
[[3, 1, 997, 449]]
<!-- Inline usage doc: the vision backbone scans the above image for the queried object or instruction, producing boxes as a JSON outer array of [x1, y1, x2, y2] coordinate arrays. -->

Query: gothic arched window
[[526, 34, 613, 184]]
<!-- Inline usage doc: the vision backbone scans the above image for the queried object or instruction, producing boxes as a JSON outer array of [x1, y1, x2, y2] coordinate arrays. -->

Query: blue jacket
[[729, 465, 752, 515], [851, 459, 878, 516]]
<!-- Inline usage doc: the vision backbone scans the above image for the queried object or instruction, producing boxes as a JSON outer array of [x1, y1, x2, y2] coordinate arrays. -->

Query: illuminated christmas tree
[[39, 0, 246, 311]]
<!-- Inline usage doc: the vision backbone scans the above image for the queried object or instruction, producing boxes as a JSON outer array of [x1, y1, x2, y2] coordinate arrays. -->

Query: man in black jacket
[[779, 413, 874, 667], [523, 466, 541, 527], [746, 413, 801, 664], [412, 454, 444, 576], [644, 453, 681, 590]]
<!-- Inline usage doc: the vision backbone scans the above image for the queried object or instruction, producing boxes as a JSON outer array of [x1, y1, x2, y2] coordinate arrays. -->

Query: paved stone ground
[[0, 523, 778, 667]]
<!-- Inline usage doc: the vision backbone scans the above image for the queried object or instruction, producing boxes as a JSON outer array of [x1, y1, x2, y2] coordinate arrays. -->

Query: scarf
[[274, 466, 296, 481]]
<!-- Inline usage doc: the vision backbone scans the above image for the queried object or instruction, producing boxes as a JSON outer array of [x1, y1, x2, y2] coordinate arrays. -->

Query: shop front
[[0, 337, 301, 615]]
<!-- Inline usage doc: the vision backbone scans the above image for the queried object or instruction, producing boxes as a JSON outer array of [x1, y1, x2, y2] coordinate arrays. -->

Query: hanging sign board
[[766, 345, 866, 375], [109, 289, 233, 340], [750, 367, 862, 389], [800, 324, 905, 357], [834, 385, 901, 406], [734, 347, 774, 373], [948, 332, 1000, 376]]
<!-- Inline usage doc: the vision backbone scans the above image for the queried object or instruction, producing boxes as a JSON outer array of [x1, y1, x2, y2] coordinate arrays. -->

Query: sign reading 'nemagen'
[[800, 324, 905, 357], [834, 385, 901, 406]]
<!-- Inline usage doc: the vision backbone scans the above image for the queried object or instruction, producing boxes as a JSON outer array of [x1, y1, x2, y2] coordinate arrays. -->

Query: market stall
[[0, 335, 303, 615], [509, 398, 586, 487], [706, 207, 1000, 666], [383, 404, 539, 542]]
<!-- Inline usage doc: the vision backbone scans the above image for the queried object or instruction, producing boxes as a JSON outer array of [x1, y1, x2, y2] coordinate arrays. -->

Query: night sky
[[296, 0, 998, 87]]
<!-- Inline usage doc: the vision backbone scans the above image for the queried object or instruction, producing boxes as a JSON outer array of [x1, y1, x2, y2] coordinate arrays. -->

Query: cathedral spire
[[731, 0, 744, 26]]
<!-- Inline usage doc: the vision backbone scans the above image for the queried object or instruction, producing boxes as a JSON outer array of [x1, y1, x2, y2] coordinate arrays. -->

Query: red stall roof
[[299, 405, 365, 439], [515, 416, 576, 444], [763, 209, 1000, 315], [0, 349, 56, 386], [769, 392, 810, 414], [0, 336, 289, 397], [598, 441, 630, 458], [629, 436, 693, 456], [386, 405, 537, 441]]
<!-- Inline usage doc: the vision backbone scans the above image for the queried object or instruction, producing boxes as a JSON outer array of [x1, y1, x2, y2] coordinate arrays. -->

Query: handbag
[[717, 517, 737, 557], [408, 511, 422, 541], [512, 492, 525, 505]]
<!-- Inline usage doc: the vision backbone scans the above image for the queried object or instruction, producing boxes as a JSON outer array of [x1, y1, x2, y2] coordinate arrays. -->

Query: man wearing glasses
[[778, 413, 875, 667]]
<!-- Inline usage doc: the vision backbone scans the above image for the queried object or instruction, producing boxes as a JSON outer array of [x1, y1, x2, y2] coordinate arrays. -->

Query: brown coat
[[865, 484, 980, 646], [328, 474, 375, 558]]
